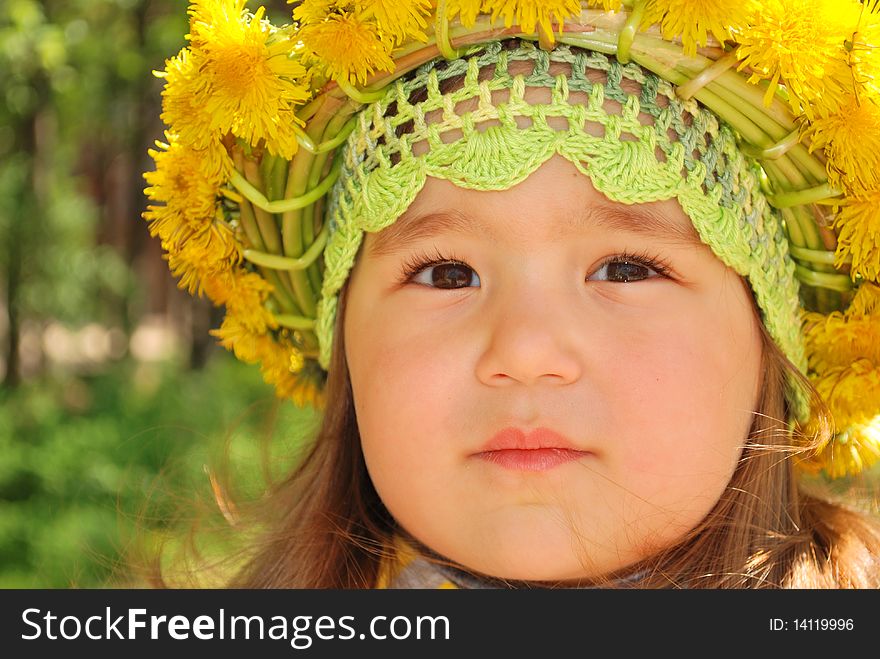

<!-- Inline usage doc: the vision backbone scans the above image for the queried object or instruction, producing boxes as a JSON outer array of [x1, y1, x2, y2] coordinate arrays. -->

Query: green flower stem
[[789, 205, 825, 259], [302, 150, 329, 270], [280, 157, 314, 318], [291, 122, 317, 153], [313, 118, 357, 154], [235, 195, 266, 254], [792, 205, 838, 310], [243, 161, 304, 315], [304, 110, 352, 295], [615, 0, 646, 64], [281, 97, 358, 319], [299, 181, 324, 298], [233, 149, 302, 315], [696, 82, 824, 185], [228, 160, 342, 214], [261, 153, 301, 304], [762, 161, 823, 254], [675, 52, 739, 100], [789, 244, 847, 266], [273, 314, 317, 331], [263, 153, 289, 203], [769, 183, 840, 209], [777, 205, 804, 249], [739, 128, 800, 161], [436, 0, 463, 60], [243, 159, 283, 255], [795, 265, 853, 292], [243, 226, 328, 271], [237, 197, 300, 315], [337, 78, 386, 104]]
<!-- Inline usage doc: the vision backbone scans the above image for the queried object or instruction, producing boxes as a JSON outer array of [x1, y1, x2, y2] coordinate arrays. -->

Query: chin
[[441, 531, 607, 584]]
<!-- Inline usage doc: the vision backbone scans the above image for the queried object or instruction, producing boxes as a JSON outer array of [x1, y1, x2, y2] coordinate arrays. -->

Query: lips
[[475, 427, 591, 472]]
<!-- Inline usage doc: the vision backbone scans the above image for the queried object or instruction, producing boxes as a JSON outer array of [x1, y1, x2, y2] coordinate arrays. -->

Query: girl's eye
[[589, 252, 671, 283], [401, 253, 481, 289]]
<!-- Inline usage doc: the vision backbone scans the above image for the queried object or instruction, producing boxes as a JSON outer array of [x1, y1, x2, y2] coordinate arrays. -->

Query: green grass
[[0, 352, 318, 588]]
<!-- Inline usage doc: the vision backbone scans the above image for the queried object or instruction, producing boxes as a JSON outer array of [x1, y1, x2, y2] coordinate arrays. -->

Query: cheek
[[345, 300, 465, 484], [606, 298, 760, 482]]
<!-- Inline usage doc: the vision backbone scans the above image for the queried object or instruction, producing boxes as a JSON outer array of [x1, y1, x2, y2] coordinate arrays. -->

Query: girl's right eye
[[406, 260, 481, 289]]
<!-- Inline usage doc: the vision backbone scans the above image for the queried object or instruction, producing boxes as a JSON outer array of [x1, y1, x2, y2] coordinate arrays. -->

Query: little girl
[[144, 1, 880, 588]]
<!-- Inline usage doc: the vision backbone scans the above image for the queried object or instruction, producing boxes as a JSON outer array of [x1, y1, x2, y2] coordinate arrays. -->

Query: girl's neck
[[391, 532, 649, 589]]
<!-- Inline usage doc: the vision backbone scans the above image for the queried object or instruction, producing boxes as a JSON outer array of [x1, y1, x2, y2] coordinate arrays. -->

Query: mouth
[[474, 427, 592, 472], [475, 447, 590, 471]]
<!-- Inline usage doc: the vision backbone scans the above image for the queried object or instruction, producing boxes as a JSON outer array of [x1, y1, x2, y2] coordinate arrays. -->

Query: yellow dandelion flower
[[203, 269, 276, 332], [155, 48, 234, 182], [297, 10, 395, 85], [802, 360, 880, 478], [211, 312, 272, 363], [643, 0, 758, 57], [847, 280, 880, 315], [157, 49, 216, 149], [444, 0, 486, 28], [735, 0, 862, 119], [189, 5, 312, 158], [290, 0, 352, 24], [355, 0, 432, 44], [288, 360, 327, 408], [165, 224, 242, 295], [143, 135, 225, 248], [845, 2, 880, 97], [586, 0, 622, 10], [799, 417, 880, 479], [482, 0, 582, 40], [802, 285, 880, 372], [188, 0, 247, 47], [832, 192, 880, 281], [258, 343, 326, 408], [259, 343, 296, 383], [802, 94, 880, 194], [144, 134, 222, 212]]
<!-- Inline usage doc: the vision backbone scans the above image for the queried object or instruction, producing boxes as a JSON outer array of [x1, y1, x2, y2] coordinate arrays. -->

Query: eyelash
[[396, 247, 673, 285], [602, 249, 673, 278]]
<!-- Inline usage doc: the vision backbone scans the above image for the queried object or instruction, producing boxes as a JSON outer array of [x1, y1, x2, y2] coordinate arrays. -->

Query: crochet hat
[[144, 1, 880, 479]]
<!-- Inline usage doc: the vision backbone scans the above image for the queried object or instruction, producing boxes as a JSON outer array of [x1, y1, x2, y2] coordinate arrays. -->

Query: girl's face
[[344, 155, 763, 582]]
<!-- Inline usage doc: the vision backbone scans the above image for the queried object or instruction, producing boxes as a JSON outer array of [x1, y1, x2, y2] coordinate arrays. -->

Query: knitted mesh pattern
[[320, 40, 809, 420]]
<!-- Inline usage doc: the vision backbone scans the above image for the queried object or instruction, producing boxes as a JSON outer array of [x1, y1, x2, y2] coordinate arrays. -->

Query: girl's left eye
[[588, 251, 672, 283]]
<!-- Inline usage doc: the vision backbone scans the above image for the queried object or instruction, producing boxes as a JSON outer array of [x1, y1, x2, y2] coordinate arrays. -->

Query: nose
[[474, 282, 584, 387]]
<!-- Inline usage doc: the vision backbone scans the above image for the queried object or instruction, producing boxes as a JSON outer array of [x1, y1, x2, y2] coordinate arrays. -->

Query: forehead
[[365, 157, 705, 258]]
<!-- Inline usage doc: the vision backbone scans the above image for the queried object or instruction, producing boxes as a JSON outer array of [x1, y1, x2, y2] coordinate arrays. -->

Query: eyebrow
[[367, 202, 704, 257]]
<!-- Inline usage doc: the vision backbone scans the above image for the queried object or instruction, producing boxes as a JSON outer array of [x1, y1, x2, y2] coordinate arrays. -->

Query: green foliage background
[[0, 0, 315, 588], [0, 357, 316, 587]]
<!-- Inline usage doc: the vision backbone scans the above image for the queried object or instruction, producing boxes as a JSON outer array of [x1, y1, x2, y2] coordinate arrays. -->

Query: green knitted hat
[[318, 39, 808, 419]]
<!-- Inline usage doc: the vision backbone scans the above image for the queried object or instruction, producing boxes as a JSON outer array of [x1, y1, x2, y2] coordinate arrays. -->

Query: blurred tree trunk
[[3, 75, 48, 388]]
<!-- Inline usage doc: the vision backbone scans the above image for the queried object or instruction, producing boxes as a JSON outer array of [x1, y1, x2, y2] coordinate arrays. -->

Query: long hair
[[225, 280, 395, 588]]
